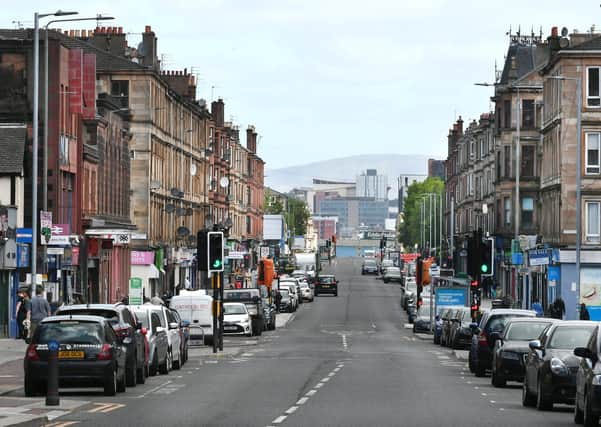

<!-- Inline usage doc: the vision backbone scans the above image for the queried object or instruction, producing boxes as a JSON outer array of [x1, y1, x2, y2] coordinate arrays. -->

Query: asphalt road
[[16, 258, 577, 426]]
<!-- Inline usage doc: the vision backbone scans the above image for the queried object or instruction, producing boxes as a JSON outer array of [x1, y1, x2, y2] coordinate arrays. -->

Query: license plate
[[224, 326, 237, 331], [190, 340, 203, 346], [58, 350, 84, 359], [321, 285, 330, 288]]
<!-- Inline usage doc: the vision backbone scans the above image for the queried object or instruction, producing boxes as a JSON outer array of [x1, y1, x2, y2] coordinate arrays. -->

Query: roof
[[499, 43, 537, 85], [565, 35, 601, 51], [0, 125, 26, 174]]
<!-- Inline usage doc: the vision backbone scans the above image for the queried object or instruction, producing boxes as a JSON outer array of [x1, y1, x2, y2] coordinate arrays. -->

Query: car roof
[[549, 320, 598, 327], [41, 314, 108, 324], [486, 309, 537, 316], [57, 304, 120, 310], [320, 275, 335, 278], [506, 317, 558, 323], [224, 302, 246, 307]]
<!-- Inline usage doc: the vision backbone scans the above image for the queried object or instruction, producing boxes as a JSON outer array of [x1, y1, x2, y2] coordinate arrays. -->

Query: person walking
[[15, 290, 30, 340], [275, 290, 282, 313], [580, 303, 591, 320], [30, 286, 51, 339], [531, 299, 544, 317]]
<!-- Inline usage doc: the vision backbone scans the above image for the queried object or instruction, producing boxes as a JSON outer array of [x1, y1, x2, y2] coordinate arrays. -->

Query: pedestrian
[[531, 299, 544, 317], [275, 290, 282, 312], [549, 297, 566, 319], [15, 290, 30, 340], [30, 286, 51, 339], [580, 303, 591, 320]]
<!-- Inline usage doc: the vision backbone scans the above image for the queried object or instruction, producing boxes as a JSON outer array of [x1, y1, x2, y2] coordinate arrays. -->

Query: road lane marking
[[46, 422, 79, 427], [272, 415, 287, 424], [315, 383, 324, 388], [306, 390, 317, 396], [297, 397, 309, 405], [242, 353, 254, 357], [88, 403, 115, 413], [45, 411, 70, 420], [328, 372, 336, 377], [285, 406, 298, 414], [135, 380, 172, 398]]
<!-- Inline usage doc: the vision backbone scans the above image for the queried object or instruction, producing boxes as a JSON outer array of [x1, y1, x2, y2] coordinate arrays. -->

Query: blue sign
[[16, 228, 33, 243], [48, 340, 59, 352], [436, 288, 467, 307], [16, 244, 30, 268], [512, 253, 523, 265], [529, 249, 551, 266], [548, 265, 560, 282]]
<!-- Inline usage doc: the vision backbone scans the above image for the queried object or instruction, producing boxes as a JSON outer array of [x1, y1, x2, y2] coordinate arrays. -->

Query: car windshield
[[320, 277, 335, 284], [299, 283, 309, 289], [547, 325, 596, 349], [225, 291, 253, 301], [386, 268, 400, 274], [487, 314, 532, 333], [505, 322, 551, 341], [365, 260, 376, 266], [418, 306, 431, 317], [280, 290, 290, 298], [406, 282, 417, 293], [37, 321, 104, 344], [134, 311, 149, 329], [224, 304, 247, 315], [57, 308, 119, 325]]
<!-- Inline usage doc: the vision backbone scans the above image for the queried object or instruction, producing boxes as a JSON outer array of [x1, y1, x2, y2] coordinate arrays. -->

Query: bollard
[[46, 340, 59, 406]]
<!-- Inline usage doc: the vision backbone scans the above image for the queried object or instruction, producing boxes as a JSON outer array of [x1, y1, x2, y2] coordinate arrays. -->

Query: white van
[[169, 290, 213, 346]]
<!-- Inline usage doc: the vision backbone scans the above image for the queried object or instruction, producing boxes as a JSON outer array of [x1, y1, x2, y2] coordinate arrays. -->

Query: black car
[[469, 309, 537, 377], [448, 307, 473, 349], [490, 317, 557, 387], [314, 275, 338, 296], [413, 304, 434, 333], [24, 315, 127, 396], [574, 324, 601, 426], [522, 320, 596, 410], [361, 259, 378, 275], [56, 303, 146, 387]]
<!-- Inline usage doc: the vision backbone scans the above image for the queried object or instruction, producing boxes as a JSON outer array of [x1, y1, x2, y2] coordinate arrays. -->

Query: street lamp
[[547, 74, 583, 310], [31, 10, 78, 296], [43, 15, 114, 212]]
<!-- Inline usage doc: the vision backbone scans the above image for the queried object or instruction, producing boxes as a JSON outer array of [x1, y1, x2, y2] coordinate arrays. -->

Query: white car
[[299, 282, 314, 302], [146, 303, 182, 371], [279, 282, 299, 310], [223, 303, 253, 337]]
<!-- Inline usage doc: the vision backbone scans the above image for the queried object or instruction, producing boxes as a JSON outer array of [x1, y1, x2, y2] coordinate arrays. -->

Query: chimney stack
[[141, 25, 158, 69], [211, 99, 225, 127]]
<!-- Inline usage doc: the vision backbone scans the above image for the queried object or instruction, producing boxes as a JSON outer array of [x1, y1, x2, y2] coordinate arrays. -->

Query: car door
[[578, 327, 598, 407], [151, 312, 168, 361], [166, 308, 181, 359], [105, 323, 124, 375], [527, 325, 550, 393], [123, 308, 145, 367]]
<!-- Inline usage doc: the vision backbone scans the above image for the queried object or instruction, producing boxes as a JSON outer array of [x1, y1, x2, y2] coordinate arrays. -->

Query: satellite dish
[[559, 38, 570, 48], [165, 204, 176, 213], [220, 176, 230, 188], [190, 163, 197, 176], [561, 27, 569, 37], [176, 226, 190, 237]]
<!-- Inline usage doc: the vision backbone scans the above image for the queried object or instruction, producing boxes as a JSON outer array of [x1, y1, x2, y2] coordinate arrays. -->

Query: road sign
[[129, 278, 143, 305], [47, 247, 64, 255], [260, 246, 270, 258], [40, 210, 52, 245]]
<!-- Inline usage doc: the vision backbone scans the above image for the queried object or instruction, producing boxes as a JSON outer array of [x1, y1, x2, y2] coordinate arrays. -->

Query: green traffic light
[[212, 259, 222, 268], [480, 264, 488, 273]]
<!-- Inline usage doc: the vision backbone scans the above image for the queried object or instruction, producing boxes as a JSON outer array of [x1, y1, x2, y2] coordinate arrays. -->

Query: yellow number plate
[[58, 350, 84, 359]]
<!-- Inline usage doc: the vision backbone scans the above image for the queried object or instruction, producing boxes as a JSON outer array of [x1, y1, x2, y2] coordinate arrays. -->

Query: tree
[[264, 188, 284, 215], [286, 198, 310, 237], [398, 177, 444, 252]]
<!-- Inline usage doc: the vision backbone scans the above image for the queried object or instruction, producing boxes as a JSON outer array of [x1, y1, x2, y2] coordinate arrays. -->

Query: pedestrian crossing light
[[480, 238, 494, 277], [207, 231, 224, 272]]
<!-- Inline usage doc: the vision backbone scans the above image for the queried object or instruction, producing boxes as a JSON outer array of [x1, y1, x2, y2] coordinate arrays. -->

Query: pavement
[[0, 263, 572, 426]]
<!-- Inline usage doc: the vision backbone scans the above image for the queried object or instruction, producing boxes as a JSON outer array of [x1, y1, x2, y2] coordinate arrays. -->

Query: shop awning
[[131, 264, 160, 280]]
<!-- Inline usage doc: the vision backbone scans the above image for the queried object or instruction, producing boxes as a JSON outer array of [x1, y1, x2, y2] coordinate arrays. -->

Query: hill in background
[[265, 154, 432, 197]]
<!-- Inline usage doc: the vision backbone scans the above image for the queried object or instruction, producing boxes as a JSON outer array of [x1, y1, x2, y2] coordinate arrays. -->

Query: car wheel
[[104, 367, 117, 396], [136, 361, 146, 384], [474, 359, 486, 377], [384, 279, 389, 283], [149, 353, 158, 376], [575, 393, 584, 424], [116, 367, 126, 393], [536, 378, 553, 411], [172, 350, 182, 370], [159, 352, 169, 375], [468, 351, 475, 372], [584, 392, 599, 427], [334, 292, 338, 297], [126, 356, 137, 387], [522, 378, 536, 407], [491, 369, 506, 388], [204, 336, 213, 346], [24, 376, 38, 397]]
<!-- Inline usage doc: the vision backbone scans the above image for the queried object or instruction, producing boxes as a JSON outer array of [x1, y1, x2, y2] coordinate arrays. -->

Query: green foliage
[[286, 198, 310, 236], [264, 188, 285, 215], [398, 177, 444, 251]]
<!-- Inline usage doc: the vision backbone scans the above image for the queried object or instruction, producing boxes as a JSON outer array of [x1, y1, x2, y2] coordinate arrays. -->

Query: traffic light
[[197, 230, 208, 271], [207, 231, 224, 272], [480, 238, 494, 277], [470, 280, 481, 320]]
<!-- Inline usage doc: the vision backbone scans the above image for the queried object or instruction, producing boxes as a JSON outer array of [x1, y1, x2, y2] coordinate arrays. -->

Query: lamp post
[[31, 10, 78, 297], [547, 74, 583, 312]]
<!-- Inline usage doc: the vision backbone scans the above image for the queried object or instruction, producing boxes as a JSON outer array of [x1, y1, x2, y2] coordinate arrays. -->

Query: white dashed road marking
[[305, 390, 317, 396], [285, 406, 298, 415], [297, 397, 309, 405]]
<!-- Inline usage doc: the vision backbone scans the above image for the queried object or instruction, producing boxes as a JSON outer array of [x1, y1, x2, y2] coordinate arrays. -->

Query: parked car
[[278, 282, 299, 311], [169, 308, 189, 365], [24, 315, 127, 396], [299, 282, 314, 301], [262, 298, 277, 331], [145, 303, 182, 371], [413, 304, 434, 333], [55, 303, 147, 387], [383, 267, 402, 284], [130, 305, 170, 377], [380, 259, 394, 275], [574, 323, 601, 426], [223, 289, 266, 336], [491, 317, 557, 387], [448, 307, 473, 349], [280, 278, 303, 305], [440, 308, 460, 346], [523, 320, 596, 410], [362, 259, 378, 275], [314, 275, 338, 296], [169, 290, 213, 346], [223, 303, 253, 336], [400, 278, 417, 310], [469, 309, 537, 377], [278, 288, 293, 313]]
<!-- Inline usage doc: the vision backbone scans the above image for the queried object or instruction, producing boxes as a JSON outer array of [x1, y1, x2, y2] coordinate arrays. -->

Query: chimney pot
[[551, 26, 558, 37], [69, 30, 75, 37], [95, 26, 100, 33], [118, 27, 123, 34], [184, 68, 187, 75], [145, 25, 151, 33], [100, 27, 106, 33], [75, 30, 80, 37]]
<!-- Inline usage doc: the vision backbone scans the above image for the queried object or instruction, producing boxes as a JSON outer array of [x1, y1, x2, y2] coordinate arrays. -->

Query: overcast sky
[[4, 1, 599, 168]]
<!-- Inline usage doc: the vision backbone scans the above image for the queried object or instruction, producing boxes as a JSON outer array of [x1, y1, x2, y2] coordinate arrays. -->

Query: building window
[[504, 197, 511, 225], [586, 132, 601, 174], [503, 100, 511, 128], [588, 67, 601, 107], [586, 201, 600, 243], [521, 197, 534, 227], [110, 80, 129, 108], [504, 146, 511, 178], [522, 100, 535, 128], [521, 145, 535, 177]]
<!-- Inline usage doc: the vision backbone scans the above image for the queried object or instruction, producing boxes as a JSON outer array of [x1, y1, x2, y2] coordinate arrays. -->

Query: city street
[[3, 258, 577, 426]]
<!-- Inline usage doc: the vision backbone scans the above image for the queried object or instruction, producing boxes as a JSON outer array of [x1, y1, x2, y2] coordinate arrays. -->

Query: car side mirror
[[169, 322, 179, 330], [529, 339, 542, 351], [574, 347, 597, 361], [490, 331, 502, 345]]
